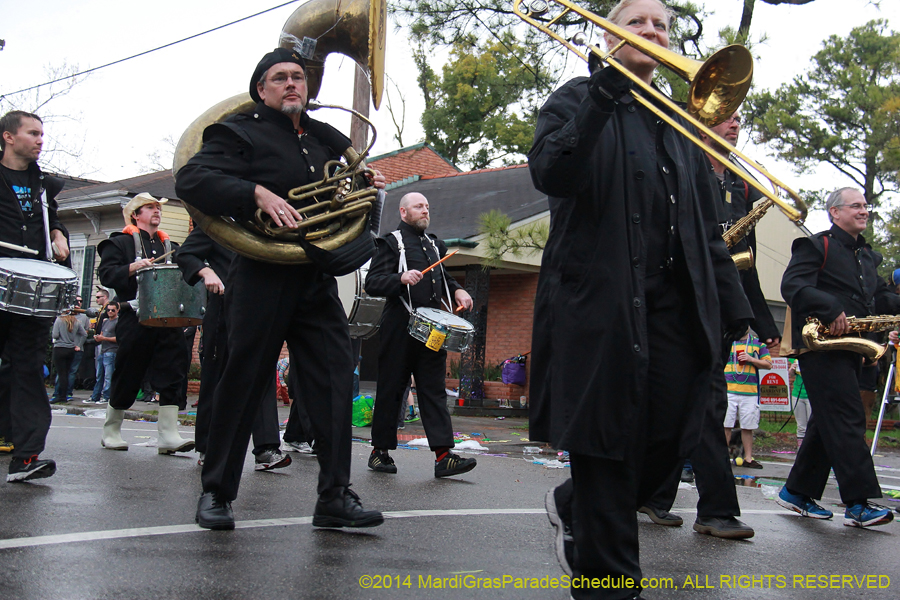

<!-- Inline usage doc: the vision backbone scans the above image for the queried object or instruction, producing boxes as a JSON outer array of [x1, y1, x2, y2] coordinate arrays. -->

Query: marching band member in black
[[364, 192, 475, 477], [0, 110, 70, 482], [175, 226, 289, 471], [778, 187, 898, 528], [176, 46, 384, 530], [639, 112, 767, 539], [97, 193, 193, 455], [526, 0, 752, 596]]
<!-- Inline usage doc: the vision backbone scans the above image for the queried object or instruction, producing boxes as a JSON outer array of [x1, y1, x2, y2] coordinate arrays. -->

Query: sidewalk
[[52, 383, 545, 456]]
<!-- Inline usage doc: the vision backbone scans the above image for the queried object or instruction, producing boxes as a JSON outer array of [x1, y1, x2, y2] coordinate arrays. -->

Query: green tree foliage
[[743, 20, 900, 210], [392, 0, 709, 99], [477, 209, 549, 268], [415, 33, 552, 169]]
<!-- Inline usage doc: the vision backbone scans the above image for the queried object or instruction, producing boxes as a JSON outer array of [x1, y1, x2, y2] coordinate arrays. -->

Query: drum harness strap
[[130, 231, 172, 262], [390, 230, 453, 315]]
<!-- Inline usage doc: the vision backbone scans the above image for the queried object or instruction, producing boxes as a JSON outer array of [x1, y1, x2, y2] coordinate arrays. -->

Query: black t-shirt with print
[[0, 163, 35, 217]]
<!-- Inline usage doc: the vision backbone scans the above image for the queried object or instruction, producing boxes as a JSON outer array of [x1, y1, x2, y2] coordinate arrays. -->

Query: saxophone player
[[778, 187, 898, 528]]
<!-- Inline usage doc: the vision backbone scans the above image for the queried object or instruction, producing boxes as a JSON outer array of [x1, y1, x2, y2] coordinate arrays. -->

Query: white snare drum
[[336, 260, 384, 339], [0, 258, 79, 318], [407, 307, 474, 353]]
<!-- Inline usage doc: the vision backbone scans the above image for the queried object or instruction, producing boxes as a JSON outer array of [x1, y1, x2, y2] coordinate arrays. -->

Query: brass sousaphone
[[173, 0, 387, 265]]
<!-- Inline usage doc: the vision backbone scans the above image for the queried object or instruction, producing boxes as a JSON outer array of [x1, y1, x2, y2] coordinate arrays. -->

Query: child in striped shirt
[[724, 329, 772, 469]]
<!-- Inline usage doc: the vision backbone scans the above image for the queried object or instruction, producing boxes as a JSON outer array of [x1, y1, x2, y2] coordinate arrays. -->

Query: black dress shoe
[[693, 516, 754, 539], [638, 505, 683, 527], [196, 492, 235, 530], [313, 486, 384, 528]]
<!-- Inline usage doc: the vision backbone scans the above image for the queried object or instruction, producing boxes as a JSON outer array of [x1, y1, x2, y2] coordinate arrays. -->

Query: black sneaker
[[638, 505, 684, 527], [7, 455, 56, 482], [254, 449, 291, 471], [545, 486, 574, 577], [434, 452, 476, 478], [196, 492, 235, 530], [693, 516, 755, 539], [368, 449, 397, 474], [312, 486, 384, 528]]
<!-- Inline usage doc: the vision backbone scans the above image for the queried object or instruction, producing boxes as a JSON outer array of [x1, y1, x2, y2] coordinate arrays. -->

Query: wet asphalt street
[[1, 407, 899, 600]]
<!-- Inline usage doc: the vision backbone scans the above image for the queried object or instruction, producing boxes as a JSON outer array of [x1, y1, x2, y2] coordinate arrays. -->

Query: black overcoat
[[527, 77, 751, 459], [781, 225, 900, 351]]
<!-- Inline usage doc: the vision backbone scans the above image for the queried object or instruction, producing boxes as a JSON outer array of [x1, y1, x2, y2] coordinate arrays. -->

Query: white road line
[[0, 508, 804, 551]]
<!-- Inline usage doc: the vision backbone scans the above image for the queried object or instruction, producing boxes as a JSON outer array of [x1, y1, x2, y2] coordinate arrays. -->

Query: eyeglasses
[[267, 73, 305, 85], [839, 203, 872, 211]]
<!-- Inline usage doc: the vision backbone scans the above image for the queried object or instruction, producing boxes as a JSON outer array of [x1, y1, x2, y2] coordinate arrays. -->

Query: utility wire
[[0, 0, 301, 100]]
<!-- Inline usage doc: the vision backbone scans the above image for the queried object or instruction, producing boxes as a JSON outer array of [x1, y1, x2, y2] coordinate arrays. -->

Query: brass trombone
[[514, 0, 807, 228]]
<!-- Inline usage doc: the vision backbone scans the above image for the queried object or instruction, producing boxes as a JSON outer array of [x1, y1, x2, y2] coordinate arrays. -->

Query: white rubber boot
[[157, 405, 195, 455], [101, 406, 129, 450]]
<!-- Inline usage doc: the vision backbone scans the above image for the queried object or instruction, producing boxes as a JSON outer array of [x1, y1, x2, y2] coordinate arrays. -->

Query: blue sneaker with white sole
[[844, 503, 894, 528], [776, 486, 833, 519]]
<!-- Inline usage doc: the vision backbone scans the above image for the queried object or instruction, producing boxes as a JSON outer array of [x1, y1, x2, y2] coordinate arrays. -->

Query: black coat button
[[633, 344, 641, 352], [632, 213, 641, 223], [632, 257, 640, 268], [635, 170, 645, 180], [633, 298, 642, 307], [628, 105, 636, 113]]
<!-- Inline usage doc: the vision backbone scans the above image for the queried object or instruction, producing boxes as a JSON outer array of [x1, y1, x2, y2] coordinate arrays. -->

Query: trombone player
[[777, 187, 897, 528], [176, 45, 385, 531], [526, 0, 751, 597]]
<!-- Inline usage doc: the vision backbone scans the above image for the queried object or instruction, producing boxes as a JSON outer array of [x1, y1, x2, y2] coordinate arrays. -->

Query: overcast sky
[[1, 0, 897, 230]]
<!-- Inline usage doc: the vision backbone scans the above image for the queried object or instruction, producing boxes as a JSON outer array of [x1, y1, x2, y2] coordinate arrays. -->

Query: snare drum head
[[415, 307, 473, 331], [0, 258, 77, 279]]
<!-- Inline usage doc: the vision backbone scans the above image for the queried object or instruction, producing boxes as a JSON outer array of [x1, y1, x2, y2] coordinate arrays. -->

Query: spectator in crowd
[[724, 329, 771, 469], [89, 302, 119, 404], [51, 313, 87, 404]]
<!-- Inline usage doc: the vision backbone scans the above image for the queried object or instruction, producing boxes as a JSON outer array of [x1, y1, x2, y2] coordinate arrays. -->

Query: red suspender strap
[[819, 236, 829, 272]]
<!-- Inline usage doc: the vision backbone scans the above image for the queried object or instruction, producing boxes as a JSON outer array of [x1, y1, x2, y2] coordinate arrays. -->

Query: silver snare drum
[[337, 260, 384, 339], [407, 307, 474, 353], [136, 264, 206, 327], [0, 258, 78, 318]]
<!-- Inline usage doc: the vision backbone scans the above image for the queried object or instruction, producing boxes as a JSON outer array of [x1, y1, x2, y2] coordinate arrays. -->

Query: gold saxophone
[[801, 315, 900, 363], [722, 198, 774, 270]]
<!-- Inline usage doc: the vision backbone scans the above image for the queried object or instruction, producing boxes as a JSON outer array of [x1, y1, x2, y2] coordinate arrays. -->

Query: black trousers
[[201, 260, 353, 503], [787, 350, 881, 503], [645, 349, 741, 519], [109, 309, 189, 410], [569, 272, 705, 600], [370, 307, 454, 451], [283, 349, 314, 445], [52, 346, 76, 403], [0, 313, 52, 460], [194, 293, 280, 455]]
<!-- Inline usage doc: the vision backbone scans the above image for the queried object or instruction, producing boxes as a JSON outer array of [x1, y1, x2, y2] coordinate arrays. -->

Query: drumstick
[[0, 240, 39, 255], [150, 249, 176, 264], [421, 250, 458, 275]]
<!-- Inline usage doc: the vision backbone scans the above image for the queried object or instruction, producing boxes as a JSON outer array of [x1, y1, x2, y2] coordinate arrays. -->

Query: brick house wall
[[445, 272, 538, 400]]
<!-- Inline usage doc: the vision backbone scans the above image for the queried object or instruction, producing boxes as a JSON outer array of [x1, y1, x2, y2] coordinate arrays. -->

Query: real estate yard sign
[[758, 357, 791, 412]]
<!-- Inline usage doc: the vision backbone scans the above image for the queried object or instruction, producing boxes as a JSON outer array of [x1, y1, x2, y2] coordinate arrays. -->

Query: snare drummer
[[96, 193, 193, 455], [0, 110, 70, 482], [365, 192, 476, 477]]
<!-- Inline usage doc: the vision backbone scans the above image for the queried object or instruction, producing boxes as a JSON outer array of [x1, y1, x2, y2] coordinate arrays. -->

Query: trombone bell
[[690, 46, 754, 127]]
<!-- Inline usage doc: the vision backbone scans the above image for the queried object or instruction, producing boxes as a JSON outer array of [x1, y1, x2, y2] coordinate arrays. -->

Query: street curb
[[63, 406, 161, 423]]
